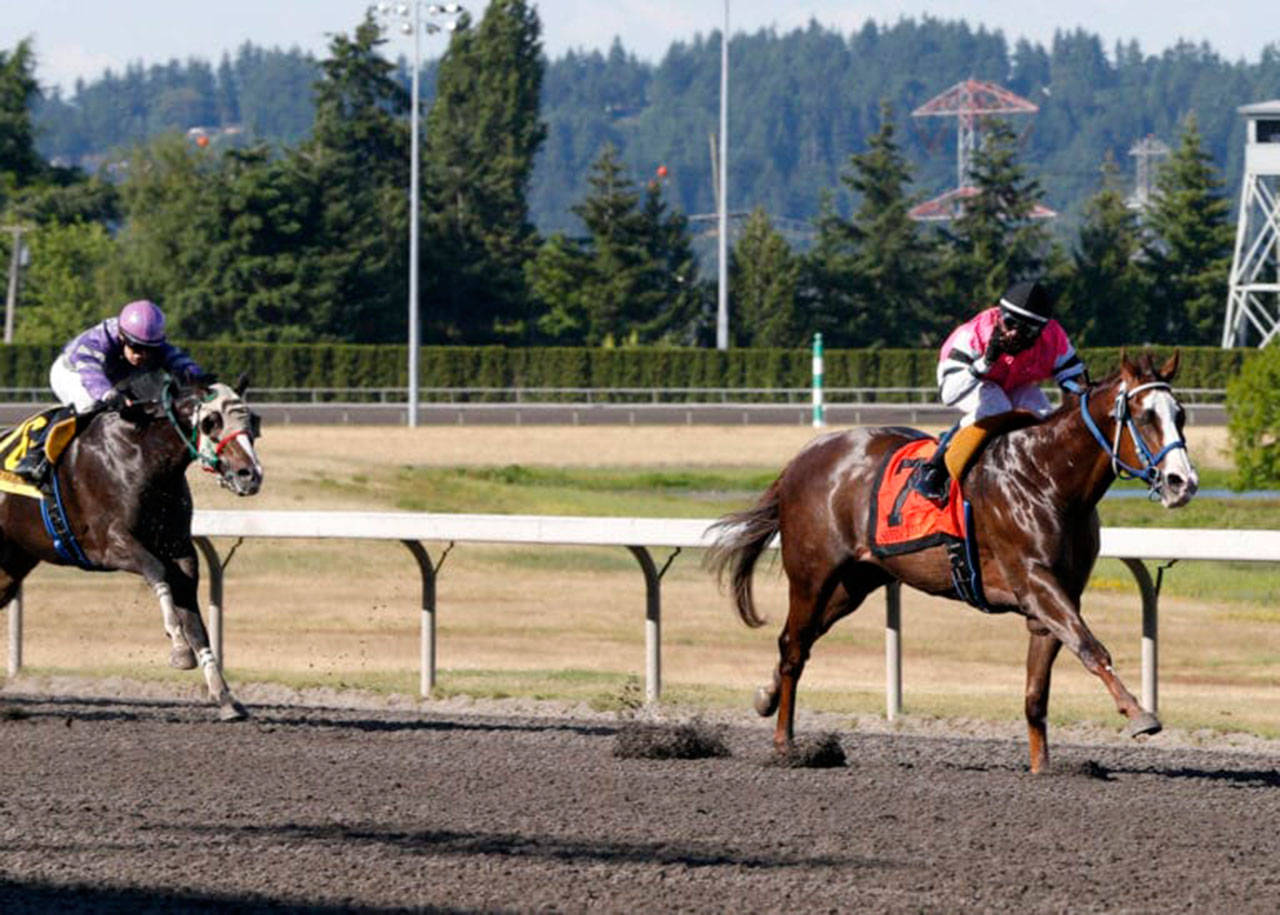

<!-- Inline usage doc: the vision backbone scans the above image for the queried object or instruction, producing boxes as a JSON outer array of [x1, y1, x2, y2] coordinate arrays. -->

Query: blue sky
[[4, 0, 1277, 95]]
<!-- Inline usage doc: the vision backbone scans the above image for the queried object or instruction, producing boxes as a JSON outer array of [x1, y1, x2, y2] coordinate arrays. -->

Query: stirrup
[[913, 466, 948, 503]]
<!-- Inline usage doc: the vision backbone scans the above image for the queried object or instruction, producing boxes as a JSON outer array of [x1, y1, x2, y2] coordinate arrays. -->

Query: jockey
[[50, 299, 210, 414], [914, 280, 1088, 501]]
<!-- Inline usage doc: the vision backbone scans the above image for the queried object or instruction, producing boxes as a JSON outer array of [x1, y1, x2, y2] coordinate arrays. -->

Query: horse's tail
[[703, 480, 781, 629]]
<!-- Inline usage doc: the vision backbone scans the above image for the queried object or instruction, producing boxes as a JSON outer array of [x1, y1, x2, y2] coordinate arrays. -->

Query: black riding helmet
[[999, 280, 1053, 333]]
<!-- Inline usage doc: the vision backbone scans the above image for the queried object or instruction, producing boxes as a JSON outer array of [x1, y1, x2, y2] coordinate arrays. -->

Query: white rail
[[9, 512, 1280, 719]]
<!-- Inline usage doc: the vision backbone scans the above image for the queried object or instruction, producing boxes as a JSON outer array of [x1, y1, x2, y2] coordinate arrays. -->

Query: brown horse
[[0, 374, 263, 720], [706, 352, 1197, 773]]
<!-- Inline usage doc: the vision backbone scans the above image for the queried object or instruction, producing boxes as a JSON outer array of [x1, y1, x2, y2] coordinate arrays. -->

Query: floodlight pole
[[409, 3, 422, 426], [374, 2, 463, 426], [716, 0, 729, 350]]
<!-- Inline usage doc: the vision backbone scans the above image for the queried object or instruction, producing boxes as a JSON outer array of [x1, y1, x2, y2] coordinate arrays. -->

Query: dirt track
[[1, 690, 1278, 913]]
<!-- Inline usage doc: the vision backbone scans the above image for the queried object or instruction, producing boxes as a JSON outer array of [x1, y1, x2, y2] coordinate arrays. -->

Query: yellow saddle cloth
[[0, 405, 80, 499]]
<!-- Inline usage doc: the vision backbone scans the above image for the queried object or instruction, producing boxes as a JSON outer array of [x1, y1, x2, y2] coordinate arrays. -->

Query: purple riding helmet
[[118, 299, 167, 348]]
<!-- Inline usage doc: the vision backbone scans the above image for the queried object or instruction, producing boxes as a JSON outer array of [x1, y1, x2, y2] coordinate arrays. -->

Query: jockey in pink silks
[[914, 280, 1088, 501]]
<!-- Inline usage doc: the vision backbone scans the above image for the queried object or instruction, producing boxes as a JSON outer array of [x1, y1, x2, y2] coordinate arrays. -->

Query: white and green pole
[[811, 332, 825, 428]]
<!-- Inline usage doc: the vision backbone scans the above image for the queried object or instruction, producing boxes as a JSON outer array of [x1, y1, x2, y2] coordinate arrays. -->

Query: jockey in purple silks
[[50, 300, 209, 414], [914, 280, 1088, 502]]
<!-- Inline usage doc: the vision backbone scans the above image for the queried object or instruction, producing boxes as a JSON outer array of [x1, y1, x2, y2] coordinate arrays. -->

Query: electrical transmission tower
[[1223, 100, 1280, 347], [908, 78, 1055, 221], [1127, 135, 1170, 211]]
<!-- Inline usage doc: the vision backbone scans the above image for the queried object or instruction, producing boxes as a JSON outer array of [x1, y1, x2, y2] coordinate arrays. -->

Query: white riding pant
[[941, 376, 1052, 428], [50, 357, 98, 413]]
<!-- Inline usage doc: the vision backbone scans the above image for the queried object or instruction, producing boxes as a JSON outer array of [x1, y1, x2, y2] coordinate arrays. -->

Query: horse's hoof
[[753, 685, 778, 717], [169, 646, 197, 670], [1127, 711, 1162, 738], [219, 702, 248, 722]]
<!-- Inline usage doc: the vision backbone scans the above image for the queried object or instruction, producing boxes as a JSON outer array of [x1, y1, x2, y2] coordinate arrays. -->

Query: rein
[[161, 383, 222, 474], [1079, 380, 1187, 495]]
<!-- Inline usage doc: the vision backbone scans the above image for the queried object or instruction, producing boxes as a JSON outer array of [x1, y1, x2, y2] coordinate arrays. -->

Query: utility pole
[[4, 225, 28, 344]]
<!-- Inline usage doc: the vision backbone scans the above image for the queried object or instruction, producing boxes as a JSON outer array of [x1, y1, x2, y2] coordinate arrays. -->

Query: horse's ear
[[235, 372, 250, 397], [1159, 349, 1180, 382], [1118, 346, 1138, 382]]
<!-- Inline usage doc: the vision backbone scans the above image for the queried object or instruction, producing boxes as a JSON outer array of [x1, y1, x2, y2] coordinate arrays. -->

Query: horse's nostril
[[1165, 474, 1185, 491]]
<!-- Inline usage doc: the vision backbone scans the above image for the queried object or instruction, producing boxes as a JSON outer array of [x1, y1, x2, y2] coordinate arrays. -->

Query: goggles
[[1000, 310, 1045, 337]]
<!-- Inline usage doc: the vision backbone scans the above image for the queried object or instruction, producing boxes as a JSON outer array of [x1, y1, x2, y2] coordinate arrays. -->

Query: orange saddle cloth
[[869, 437, 966, 557]]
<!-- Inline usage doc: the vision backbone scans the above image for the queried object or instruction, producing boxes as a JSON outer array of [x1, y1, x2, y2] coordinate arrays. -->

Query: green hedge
[[0, 343, 1255, 395]]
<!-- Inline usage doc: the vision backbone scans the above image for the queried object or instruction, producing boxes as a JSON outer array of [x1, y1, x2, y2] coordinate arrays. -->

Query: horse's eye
[[200, 414, 220, 436]]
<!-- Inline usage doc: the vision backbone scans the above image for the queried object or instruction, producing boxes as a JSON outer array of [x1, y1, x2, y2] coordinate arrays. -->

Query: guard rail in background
[[11, 513, 1277, 720], [0, 386, 1234, 405]]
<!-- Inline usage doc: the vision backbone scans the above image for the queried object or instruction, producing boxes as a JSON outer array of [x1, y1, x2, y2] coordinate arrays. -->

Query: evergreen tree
[[0, 39, 42, 193], [299, 13, 410, 341], [1139, 113, 1233, 344], [569, 144, 657, 344], [526, 232, 591, 343], [534, 144, 701, 345], [635, 179, 703, 343], [808, 103, 937, 346], [730, 207, 802, 347], [941, 118, 1053, 318], [1059, 153, 1146, 345], [421, 0, 546, 342], [113, 135, 227, 332]]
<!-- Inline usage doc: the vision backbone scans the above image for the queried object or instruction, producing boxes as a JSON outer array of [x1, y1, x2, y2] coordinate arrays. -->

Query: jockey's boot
[[913, 442, 950, 503]]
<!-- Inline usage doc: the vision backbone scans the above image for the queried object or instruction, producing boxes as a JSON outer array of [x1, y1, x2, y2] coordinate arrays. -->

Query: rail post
[[885, 582, 902, 720], [401, 541, 437, 697], [626, 546, 663, 704], [812, 332, 825, 428], [6, 586, 21, 676]]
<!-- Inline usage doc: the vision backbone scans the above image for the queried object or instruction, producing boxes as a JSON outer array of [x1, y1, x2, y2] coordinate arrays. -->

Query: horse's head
[[179, 374, 264, 496], [1087, 350, 1198, 508]]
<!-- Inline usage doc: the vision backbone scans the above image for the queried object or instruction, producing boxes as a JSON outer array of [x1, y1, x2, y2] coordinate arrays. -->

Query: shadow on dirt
[[176, 822, 883, 872]]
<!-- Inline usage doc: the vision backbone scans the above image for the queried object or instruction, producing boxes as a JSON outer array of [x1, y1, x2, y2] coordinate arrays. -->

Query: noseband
[[161, 383, 250, 487], [1079, 381, 1187, 496]]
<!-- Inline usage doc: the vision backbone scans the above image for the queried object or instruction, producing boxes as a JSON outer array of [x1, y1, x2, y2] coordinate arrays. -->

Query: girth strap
[[39, 471, 105, 571]]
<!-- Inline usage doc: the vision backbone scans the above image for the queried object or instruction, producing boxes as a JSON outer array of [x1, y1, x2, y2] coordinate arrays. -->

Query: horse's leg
[[166, 556, 247, 721], [1021, 565, 1159, 737], [769, 562, 890, 751], [1024, 622, 1063, 774], [0, 548, 38, 607], [154, 578, 197, 670]]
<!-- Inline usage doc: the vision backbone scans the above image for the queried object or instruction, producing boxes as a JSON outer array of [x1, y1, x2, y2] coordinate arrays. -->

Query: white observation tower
[[1223, 99, 1280, 347]]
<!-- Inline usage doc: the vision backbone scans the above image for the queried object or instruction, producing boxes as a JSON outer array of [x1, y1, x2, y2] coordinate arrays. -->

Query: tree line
[[0, 5, 1244, 350]]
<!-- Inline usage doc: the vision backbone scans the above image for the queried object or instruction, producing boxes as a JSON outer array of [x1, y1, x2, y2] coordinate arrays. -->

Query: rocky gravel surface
[[1, 681, 1278, 913]]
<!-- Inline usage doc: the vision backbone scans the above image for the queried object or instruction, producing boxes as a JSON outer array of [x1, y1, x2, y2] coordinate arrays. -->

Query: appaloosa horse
[[0, 374, 263, 720], [706, 352, 1197, 772]]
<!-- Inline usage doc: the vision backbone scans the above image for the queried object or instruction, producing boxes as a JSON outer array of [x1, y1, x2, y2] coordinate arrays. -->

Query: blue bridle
[[1077, 380, 1188, 494]]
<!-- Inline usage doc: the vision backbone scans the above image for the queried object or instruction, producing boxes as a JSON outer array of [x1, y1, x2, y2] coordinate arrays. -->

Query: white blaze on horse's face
[[197, 384, 264, 496], [1140, 387, 1198, 509]]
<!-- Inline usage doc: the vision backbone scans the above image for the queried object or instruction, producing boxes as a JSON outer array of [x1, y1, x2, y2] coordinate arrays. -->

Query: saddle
[[942, 410, 1041, 482], [0, 405, 83, 499], [867, 414, 1038, 614]]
